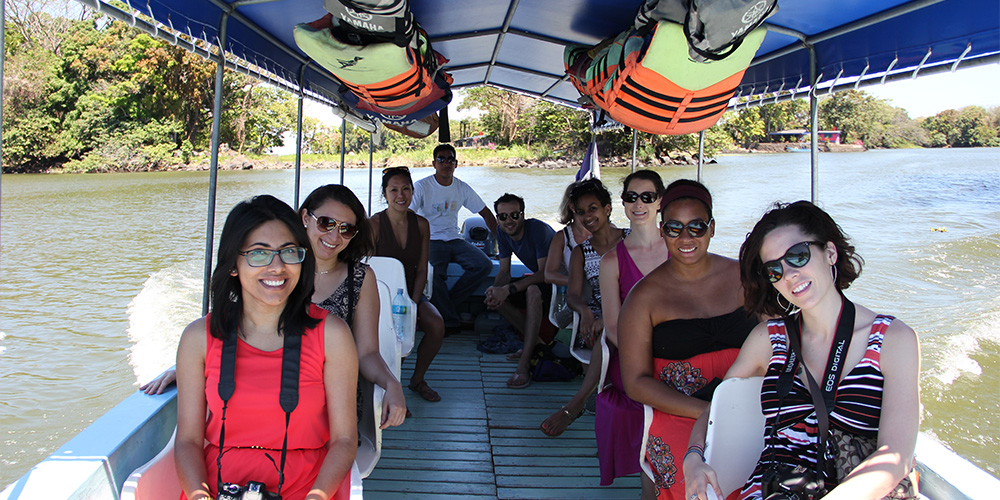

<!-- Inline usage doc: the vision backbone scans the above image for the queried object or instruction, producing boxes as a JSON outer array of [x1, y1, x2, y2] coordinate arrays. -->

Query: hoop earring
[[229, 290, 239, 303], [831, 265, 839, 286], [776, 293, 795, 314]]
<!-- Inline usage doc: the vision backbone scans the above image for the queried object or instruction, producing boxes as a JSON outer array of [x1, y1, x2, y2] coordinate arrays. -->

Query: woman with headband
[[619, 180, 759, 500]]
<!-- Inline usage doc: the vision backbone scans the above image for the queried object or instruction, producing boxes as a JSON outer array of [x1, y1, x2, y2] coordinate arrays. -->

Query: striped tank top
[[739, 315, 894, 499]]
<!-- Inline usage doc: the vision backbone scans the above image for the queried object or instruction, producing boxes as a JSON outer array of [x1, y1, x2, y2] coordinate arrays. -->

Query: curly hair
[[739, 200, 864, 317], [300, 184, 376, 264], [569, 178, 612, 209]]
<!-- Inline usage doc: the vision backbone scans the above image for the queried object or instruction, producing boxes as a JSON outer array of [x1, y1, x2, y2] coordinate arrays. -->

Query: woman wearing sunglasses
[[175, 195, 357, 500], [684, 201, 919, 500], [541, 178, 626, 437], [300, 184, 407, 429], [619, 180, 759, 500], [543, 182, 593, 330], [369, 167, 446, 402], [595, 170, 671, 493]]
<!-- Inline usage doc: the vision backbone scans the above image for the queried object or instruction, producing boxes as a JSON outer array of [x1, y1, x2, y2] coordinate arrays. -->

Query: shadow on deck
[[363, 330, 642, 500]]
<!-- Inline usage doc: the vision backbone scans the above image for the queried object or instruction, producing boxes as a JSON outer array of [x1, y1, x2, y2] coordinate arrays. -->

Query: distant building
[[768, 129, 841, 144], [454, 132, 494, 149]]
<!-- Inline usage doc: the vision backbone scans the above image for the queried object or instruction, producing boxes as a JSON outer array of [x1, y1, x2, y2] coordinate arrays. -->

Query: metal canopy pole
[[808, 45, 819, 204], [202, 12, 231, 315], [1, 0, 6, 220], [697, 131, 705, 182], [294, 64, 306, 209], [340, 120, 347, 184], [631, 129, 637, 172], [368, 134, 374, 215]]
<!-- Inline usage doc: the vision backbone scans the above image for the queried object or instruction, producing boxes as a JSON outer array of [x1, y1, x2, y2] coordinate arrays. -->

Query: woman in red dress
[[175, 195, 357, 500]]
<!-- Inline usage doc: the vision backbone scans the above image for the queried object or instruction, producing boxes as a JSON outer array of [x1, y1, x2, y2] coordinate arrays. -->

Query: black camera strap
[[217, 325, 302, 497], [781, 296, 855, 483]]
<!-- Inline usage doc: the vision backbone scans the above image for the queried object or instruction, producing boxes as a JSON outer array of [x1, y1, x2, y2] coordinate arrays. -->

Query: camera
[[761, 464, 827, 500], [217, 481, 281, 500]]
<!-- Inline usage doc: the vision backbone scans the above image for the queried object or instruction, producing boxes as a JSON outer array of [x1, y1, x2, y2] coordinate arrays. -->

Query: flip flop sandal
[[506, 372, 531, 389], [506, 349, 523, 361], [407, 380, 441, 402]]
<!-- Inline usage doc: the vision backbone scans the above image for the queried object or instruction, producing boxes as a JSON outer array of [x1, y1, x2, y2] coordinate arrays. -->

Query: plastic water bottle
[[391, 288, 408, 343], [555, 285, 568, 313]]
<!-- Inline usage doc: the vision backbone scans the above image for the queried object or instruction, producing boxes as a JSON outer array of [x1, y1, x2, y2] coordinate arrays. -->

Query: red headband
[[660, 185, 713, 212]]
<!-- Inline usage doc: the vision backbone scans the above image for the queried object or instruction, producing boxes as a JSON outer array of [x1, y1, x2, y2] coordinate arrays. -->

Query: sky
[[864, 63, 1000, 118]]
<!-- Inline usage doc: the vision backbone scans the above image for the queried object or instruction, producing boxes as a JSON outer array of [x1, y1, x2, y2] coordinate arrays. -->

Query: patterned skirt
[[644, 348, 740, 500]]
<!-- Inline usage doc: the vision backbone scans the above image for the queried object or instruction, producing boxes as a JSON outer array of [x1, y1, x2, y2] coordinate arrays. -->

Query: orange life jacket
[[566, 21, 764, 136]]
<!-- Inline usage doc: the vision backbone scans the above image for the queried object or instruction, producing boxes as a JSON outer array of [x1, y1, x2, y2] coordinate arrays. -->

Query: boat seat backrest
[[119, 429, 180, 500], [704, 376, 765, 499], [120, 428, 365, 498], [365, 256, 417, 357], [597, 329, 611, 394], [567, 310, 588, 364], [639, 376, 765, 500], [355, 378, 385, 478], [372, 279, 402, 382], [547, 284, 560, 326]]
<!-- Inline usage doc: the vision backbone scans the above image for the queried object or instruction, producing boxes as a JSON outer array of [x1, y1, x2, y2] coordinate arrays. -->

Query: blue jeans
[[429, 239, 492, 327]]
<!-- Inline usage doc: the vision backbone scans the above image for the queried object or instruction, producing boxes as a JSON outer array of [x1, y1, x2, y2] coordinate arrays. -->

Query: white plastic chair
[[119, 430, 180, 500], [547, 284, 562, 327], [639, 377, 765, 500], [372, 280, 402, 381], [567, 311, 588, 363], [425, 262, 434, 300], [704, 376, 765, 500], [365, 256, 417, 357], [120, 429, 363, 500], [355, 280, 401, 478], [596, 330, 611, 394]]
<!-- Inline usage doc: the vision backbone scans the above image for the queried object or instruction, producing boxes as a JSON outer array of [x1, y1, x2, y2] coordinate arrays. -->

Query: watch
[[507, 283, 517, 295]]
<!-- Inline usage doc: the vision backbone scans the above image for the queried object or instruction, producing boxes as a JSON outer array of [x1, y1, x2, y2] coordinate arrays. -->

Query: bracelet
[[683, 447, 705, 462]]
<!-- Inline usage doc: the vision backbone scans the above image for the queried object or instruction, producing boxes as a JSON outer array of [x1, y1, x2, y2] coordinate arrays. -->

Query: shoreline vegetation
[[29, 142, 874, 174], [3, 4, 997, 175]]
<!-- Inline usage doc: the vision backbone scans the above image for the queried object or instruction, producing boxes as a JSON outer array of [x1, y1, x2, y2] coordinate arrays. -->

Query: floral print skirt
[[644, 348, 740, 500]]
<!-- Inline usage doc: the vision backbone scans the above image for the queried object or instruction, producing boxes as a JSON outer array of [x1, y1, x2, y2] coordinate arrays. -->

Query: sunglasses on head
[[308, 211, 358, 238], [382, 166, 409, 176], [760, 241, 825, 283], [661, 218, 713, 238], [622, 191, 658, 204], [435, 155, 457, 163], [497, 211, 522, 222], [238, 247, 307, 267]]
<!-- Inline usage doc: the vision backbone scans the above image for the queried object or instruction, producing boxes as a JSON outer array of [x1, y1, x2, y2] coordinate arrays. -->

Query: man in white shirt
[[411, 144, 498, 334]]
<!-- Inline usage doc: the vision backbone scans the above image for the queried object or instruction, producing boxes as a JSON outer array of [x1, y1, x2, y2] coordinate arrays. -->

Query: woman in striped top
[[683, 201, 920, 500]]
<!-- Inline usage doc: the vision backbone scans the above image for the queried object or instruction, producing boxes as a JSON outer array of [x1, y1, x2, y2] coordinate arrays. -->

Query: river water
[[2, 147, 998, 486]]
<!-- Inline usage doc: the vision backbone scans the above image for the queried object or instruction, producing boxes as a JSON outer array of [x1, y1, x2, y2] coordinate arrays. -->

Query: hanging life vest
[[634, 0, 777, 62], [565, 20, 764, 136], [323, 0, 415, 47], [294, 14, 453, 122]]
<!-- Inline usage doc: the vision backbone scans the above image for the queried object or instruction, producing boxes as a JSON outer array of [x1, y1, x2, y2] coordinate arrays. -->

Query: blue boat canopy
[[83, 0, 999, 122]]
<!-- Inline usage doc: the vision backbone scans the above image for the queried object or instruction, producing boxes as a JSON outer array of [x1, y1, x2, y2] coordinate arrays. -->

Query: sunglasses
[[497, 211, 522, 222], [622, 191, 658, 204], [382, 166, 409, 176], [435, 156, 457, 163], [238, 247, 307, 267], [760, 241, 824, 283], [307, 211, 358, 238], [662, 218, 713, 238]]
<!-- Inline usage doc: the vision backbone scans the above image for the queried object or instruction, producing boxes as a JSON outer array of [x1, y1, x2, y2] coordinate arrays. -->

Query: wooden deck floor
[[363, 329, 642, 500]]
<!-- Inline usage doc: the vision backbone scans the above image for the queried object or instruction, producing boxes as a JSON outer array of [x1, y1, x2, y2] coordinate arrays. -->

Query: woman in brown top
[[369, 167, 446, 402]]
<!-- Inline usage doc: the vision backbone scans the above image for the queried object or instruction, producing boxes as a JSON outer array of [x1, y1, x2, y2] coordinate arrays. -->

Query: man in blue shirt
[[485, 193, 555, 389]]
